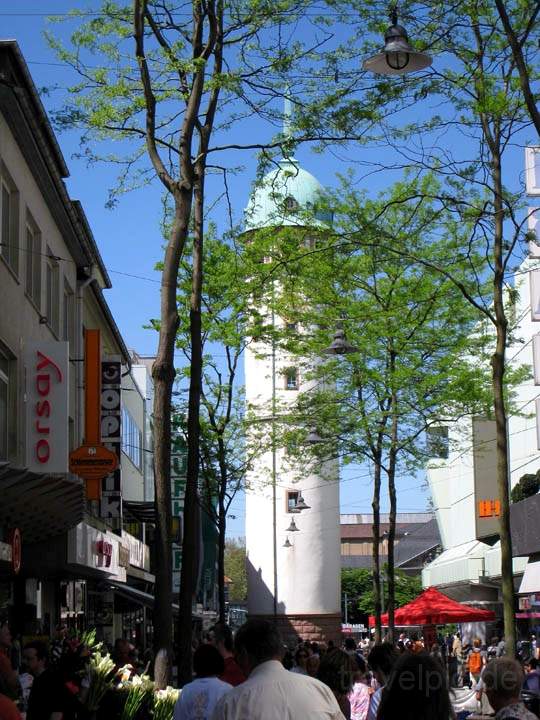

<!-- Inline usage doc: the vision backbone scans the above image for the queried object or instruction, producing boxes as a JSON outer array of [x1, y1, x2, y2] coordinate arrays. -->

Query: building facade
[[422, 257, 540, 619], [0, 41, 154, 648], [341, 513, 439, 574], [244, 155, 341, 644]]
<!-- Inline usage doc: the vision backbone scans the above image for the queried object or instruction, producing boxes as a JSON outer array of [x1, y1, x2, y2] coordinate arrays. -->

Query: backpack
[[468, 650, 482, 674]]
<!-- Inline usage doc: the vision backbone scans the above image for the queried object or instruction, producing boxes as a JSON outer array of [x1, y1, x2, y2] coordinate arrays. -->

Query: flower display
[[85, 650, 116, 713], [153, 686, 180, 720]]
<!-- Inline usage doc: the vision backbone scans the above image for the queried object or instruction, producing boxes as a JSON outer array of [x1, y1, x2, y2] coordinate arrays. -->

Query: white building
[[0, 40, 154, 646], [243, 155, 341, 643], [422, 255, 539, 609]]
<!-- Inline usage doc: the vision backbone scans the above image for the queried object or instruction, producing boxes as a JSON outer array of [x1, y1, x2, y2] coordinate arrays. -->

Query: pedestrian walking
[[206, 623, 246, 687], [318, 648, 357, 719], [467, 637, 487, 687], [24, 640, 78, 720], [483, 658, 538, 720], [0, 621, 18, 700], [173, 645, 232, 720], [210, 619, 345, 720], [290, 648, 309, 675], [366, 643, 399, 720], [376, 652, 454, 720], [523, 657, 540, 694], [348, 658, 370, 720]]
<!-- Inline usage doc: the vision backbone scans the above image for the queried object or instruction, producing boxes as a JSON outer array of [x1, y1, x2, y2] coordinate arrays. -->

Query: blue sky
[[7, 2, 529, 538]]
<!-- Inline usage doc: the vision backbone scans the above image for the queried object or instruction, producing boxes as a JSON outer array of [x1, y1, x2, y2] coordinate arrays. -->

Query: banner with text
[[100, 357, 122, 525]]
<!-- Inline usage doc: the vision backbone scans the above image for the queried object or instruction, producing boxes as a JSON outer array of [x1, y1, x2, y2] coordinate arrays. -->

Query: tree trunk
[[493, 0, 540, 137], [371, 456, 382, 643], [218, 502, 226, 623], [386, 371, 398, 644], [491, 143, 516, 658], [177, 169, 205, 686], [152, 203, 190, 687]]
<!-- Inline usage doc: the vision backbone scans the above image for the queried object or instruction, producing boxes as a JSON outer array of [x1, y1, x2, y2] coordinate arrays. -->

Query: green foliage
[[257, 174, 496, 480], [224, 538, 247, 602], [511, 471, 540, 503], [341, 567, 422, 618]]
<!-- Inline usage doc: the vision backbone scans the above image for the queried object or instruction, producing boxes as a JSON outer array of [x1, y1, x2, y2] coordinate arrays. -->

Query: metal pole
[[271, 295, 278, 620], [344, 592, 348, 624]]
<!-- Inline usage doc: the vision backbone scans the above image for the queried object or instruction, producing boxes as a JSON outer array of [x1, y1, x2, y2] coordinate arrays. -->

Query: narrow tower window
[[286, 490, 299, 513], [284, 195, 298, 212], [284, 367, 298, 390]]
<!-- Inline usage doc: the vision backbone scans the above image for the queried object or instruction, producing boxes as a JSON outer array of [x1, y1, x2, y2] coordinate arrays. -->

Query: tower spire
[[282, 85, 293, 159]]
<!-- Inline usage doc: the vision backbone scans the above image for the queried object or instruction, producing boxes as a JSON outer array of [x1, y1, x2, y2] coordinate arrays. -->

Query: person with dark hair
[[349, 658, 370, 720], [173, 645, 232, 720], [0, 621, 18, 700], [206, 623, 246, 686], [291, 647, 309, 675], [523, 657, 540, 695], [318, 648, 358, 719], [376, 652, 454, 720], [367, 643, 399, 720], [210, 619, 345, 719], [307, 654, 321, 678], [24, 640, 72, 720], [483, 658, 537, 720], [0, 670, 21, 720]]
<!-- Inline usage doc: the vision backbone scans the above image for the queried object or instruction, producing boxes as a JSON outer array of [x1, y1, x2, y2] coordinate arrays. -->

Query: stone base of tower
[[248, 613, 342, 647]]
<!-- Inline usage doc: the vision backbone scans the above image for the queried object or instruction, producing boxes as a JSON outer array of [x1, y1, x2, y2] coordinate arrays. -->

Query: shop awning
[[109, 581, 179, 612], [519, 559, 540, 595], [123, 501, 156, 524], [369, 586, 496, 627], [0, 461, 84, 543]]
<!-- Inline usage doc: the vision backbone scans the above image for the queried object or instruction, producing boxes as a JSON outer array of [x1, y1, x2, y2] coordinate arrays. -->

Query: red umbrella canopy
[[368, 587, 496, 627]]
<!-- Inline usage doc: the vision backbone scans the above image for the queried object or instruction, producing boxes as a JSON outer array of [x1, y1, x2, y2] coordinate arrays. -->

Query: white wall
[[121, 371, 145, 502], [245, 315, 341, 616], [424, 258, 540, 584], [0, 112, 79, 464]]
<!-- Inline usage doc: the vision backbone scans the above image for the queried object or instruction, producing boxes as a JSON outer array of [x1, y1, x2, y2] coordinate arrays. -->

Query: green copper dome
[[244, 157, 333, 231]]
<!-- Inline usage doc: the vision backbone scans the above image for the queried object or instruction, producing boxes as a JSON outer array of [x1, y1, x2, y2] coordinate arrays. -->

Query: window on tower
[[284, 366, 298, 390], [286, 490, 299, 513], [284, 195, 299, 212]]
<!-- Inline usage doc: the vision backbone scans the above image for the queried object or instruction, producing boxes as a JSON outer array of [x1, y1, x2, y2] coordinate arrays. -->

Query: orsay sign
[[25, 342, 69, 473]]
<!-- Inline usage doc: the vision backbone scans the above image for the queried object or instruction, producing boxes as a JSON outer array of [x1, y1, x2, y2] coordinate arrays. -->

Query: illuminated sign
[[473, 418, 501, 543]]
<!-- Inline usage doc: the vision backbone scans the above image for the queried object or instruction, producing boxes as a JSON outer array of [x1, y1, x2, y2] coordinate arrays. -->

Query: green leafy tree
[[262, 175, 497, 641], [49, 0, 368, 684], [342, 567, 422, 618], [225, 538, 247, 602], [171, 230, 265, 622], [511, 471, 540, 504], [293, 0, 539, 656]]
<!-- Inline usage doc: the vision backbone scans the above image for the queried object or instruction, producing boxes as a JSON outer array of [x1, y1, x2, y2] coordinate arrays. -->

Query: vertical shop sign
[[171, 436, 187, 593], [473, 417, 500, 542], [25, 341, 69, 473], [100, 357, 122, 524]]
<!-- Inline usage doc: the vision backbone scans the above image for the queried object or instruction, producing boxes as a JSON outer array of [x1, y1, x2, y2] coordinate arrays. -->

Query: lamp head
[[362, 9, 432, 76]]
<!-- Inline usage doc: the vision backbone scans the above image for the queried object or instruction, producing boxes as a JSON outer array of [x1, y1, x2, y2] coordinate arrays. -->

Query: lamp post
[[362, 4, 432, 76]]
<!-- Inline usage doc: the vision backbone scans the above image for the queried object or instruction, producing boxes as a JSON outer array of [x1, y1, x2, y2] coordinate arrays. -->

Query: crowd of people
[[1, 614, 539, 720], [177, 623, 540, 720], [0, 619, 148, 720]]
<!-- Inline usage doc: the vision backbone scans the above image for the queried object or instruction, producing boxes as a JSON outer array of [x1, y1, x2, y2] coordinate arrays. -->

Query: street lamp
[[362, 5, 432, 76], [306, 427, 324, 444], [295, 493, 310, 510], [322, 324, 359, 355], [286, 517, 300, 533]]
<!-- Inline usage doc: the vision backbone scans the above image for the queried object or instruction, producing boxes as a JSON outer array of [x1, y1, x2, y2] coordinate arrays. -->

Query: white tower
[[243, 150, 341, 644]]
